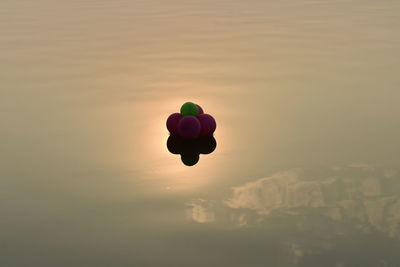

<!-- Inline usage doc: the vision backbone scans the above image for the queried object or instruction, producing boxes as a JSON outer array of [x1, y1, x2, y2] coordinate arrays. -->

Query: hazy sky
[[1, 0, 400, 266]]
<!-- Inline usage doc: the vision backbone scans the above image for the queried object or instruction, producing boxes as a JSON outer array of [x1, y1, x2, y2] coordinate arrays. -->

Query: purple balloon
[[178, 116, 201, 139], [197, 104, 204, 115], [166, 113, 182, 135], [198, 114, 216, 136]]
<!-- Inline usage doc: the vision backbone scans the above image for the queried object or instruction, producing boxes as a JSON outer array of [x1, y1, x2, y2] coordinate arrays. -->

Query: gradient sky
[[1, 0, 400, 266]]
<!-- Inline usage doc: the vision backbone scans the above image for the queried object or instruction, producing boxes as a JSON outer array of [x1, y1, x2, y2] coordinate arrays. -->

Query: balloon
[[166, 133, 217, 166], [166, 135, 184, 154], [196, 136, 217, 154], [167, 135, 217, 155], [180, 102, 199, 117], [198, 114, 216, 136], [166, 113, 182, 135], [196, 104, 204, 115], [178, 116, 201, 139], [165, 103, 217, 165], [181, 153, 200, 166]]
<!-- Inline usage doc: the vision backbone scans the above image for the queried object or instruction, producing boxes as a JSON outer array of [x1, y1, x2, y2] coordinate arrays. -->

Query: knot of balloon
[[166, 102, 217, 166]]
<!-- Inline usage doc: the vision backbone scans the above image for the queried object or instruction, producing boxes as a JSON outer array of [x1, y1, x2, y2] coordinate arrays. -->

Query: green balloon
[[180, 102, 199, 117], [181, 154, 199, 166]]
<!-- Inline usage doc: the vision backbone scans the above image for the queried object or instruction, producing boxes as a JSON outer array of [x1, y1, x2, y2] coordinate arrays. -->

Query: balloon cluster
[[166, 102, 217, 166], [166, 102, 216, 139]]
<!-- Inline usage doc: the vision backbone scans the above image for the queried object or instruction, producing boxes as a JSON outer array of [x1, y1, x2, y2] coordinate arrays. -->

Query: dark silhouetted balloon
[[178, 116, 201, 139], [166, 113, 182, 135], [198, 114, 216, 136], [166, 135, 217, 166], [196, 136, 217, 154], [167, 135, 216, 154], [166, 135, 184, 154], [181, 153, 199, 166], [180, 102, 199, 117]]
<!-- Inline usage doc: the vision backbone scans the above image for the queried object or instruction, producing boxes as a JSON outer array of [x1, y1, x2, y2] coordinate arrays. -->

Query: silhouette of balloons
[[196, 136, 217, 154], [166, 135, 217, 166], [181, 153, 199, 166], [166, 135, 183, 154]]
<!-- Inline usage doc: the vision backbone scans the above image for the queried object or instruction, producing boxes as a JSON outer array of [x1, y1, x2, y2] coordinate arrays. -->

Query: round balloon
[[181, 153, 200, 166], [180, 102, 199, 117], [198, 114, 216, 136], [166, 135, 184, 154], [166, 113, 182, 135], [196, 136, 217, 154], [196, 104, 204, 115], [178, 116, 201, 139]]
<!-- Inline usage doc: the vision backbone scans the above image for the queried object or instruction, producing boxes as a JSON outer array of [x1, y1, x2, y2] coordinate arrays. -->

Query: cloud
[[347, 162, 376, 170], [225, 165, 400, 238], [226, 169, 328, 215], [187, 199, 215, 223]]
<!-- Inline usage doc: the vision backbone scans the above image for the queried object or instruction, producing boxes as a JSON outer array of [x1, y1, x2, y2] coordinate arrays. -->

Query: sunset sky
[[1, 1, 400, 266]]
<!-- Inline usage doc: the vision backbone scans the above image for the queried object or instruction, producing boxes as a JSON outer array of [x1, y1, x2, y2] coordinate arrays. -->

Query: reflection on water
[[167, 135, 217, 166]]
